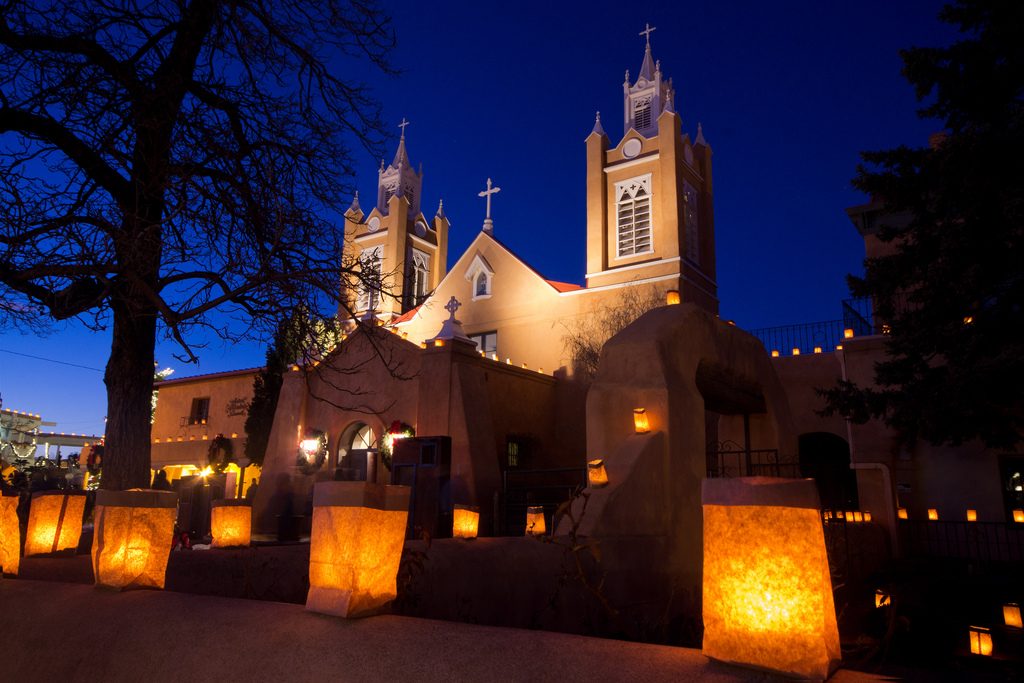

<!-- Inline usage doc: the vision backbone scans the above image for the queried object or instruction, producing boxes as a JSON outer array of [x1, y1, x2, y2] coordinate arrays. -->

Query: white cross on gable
[[398, 117, 410, 138], [478, 177, 501, 220]]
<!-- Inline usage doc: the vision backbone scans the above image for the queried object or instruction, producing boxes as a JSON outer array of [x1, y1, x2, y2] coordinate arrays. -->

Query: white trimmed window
[[465, 253, 494, 300], [684, 181, 700, 264], [408, 249, 430, 306], [469, 331, 497, 356], [616, 174, 653, 258], [358, 246, 382, 312]]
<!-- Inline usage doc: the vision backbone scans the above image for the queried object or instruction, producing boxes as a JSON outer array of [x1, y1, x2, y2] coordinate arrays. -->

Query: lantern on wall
[[587, 459, 609, 488], [211, 499, 252, 548], [0, 494, 19, 576], [843, 328, 855, 339], [632, 408, 650, 434], [306, 482, 411, 618], [1014, 509, 1024, 523], [898, 508, 908, 520], [24, 491, 86, 556], [702, 477, 841, 680], [665, 289, 681, 305], [92, 489, 177, 590], [966, 509, 977, 522], [927, 508, 939, 521], [525, 505, 546, 536], [1004, 603, 1022, 629], [968, 626, 993, 656], [452, 505, 480, 539]]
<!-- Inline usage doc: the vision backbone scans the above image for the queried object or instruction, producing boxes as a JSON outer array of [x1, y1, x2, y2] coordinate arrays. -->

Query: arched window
[[476, 271, 488, 297]]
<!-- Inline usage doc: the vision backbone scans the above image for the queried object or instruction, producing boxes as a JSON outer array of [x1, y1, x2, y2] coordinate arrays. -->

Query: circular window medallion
[[367, 216, 381, 232], [622, 138, 643, 159], [415, 220, 428, 237]]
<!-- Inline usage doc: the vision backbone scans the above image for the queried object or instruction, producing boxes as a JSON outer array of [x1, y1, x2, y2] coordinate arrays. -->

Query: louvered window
[[616, 175, 653, 257], [633, 96, 653, 130], [358, 247, 382, 312]]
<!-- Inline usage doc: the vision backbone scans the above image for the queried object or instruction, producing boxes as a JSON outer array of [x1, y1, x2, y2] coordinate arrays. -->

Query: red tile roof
[[546, 279, 582, 293]]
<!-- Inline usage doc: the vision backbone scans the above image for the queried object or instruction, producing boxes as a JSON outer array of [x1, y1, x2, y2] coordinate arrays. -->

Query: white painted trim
[[355, 231, 387, 243], [586, 256, 680, 279], [565, 271, 720, 303], [603, 152, 660, 174], [613, 173, 654, 260]]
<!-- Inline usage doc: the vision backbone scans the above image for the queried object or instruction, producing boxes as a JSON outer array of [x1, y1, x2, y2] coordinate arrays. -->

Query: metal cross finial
[[478, 178, 501, 220], [398, 117, 410, 139], [444, 296, 461, 319], [639, 23, 657, 46]]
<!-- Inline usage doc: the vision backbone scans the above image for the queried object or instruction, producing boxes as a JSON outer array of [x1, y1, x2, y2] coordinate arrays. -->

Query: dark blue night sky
[[0, 0, 954, 437]]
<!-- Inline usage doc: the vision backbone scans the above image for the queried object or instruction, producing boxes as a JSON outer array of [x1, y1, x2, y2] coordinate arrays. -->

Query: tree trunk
[[102, 296, 158, 490]]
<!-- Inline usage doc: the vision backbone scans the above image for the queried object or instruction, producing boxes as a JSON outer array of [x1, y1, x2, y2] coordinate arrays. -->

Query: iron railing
[[706, 445, 800, 479], [897, 519, 1024, 564], [499, 466, 586, 536], [747, 320, 847, 357]]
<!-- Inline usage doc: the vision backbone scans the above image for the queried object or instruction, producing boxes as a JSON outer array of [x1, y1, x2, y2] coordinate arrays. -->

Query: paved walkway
[[0, 579, 886, 682]]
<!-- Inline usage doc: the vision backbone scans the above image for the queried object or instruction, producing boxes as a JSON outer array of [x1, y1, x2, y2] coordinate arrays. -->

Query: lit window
[[476, 272, 489, 297], [633, 96, 652, 130], [684, 181, 700, 264], [358, 247, 382, 312], [469, 331, 497, 355], [616, 175, 653, 257]]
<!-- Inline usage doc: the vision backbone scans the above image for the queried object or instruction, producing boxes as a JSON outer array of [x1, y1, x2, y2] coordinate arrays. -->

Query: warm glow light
[[92, 489, 177, 590], [898, 508, 908, 520], [434, 339, 445, 347], [211, 500, 252, 547], [419, 342, 427, 349], [198, 466, 214, 478], [969, 626, 993, 656], [306, 482, 411, 618], [24, 491, 86, 556], [666, 289, 681, 305], [587, 459, 609, 488], [963, 316, 974, 325], [875, 589, 891, 608], [1014, 509, 1024, 523], [928, 508, 938, 521], [771, 350, 780, 358], [632, 408, 650, 434], [966, 509, 977, 522], [702, 478, 840, 680], [852, 511, 864, 523], [452, 505, 480, 539], [843, 328, 854, 339], [0, 495, 20, 576], [864, 511, 872, 522], [836, 344, 843, 351], [813, 346, 822, 354], [300, 438, 320, 455], [792, 348, 800, 356], [525, 506, 546, 536], [1004, 603, 1022, 629]]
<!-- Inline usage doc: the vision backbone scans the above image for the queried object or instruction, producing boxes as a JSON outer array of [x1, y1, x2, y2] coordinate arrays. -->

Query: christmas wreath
[[379, 421, 415, 468], [207, 434, 234, 473]]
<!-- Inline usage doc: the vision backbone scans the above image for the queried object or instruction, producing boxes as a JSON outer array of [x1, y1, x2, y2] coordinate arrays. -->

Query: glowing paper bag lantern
[[0, 494, 19, 576], [92, 489, 177, 590], [1014, 509, 1024, 523], [1004, 603, 1022, 629], [632, 408, 650, 434], [306, 482, 411, 618], [665, 289, 681, 305], [966, 509, 977, 522], [587, 459, 609, 488], [525, 505, 546, 536], [211, 499, 252, 548], [874, 589, 890, 608], [969, 626, 993, 656], [24, 491, 86, 556], [927, 508, 939, 521], [452, 505, 480, 539], [898, 508, 908, 520], [702, 477, 840, 680]]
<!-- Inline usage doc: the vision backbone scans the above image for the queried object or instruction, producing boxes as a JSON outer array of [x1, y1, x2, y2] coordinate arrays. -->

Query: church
[[149, 27, 1023, 567]]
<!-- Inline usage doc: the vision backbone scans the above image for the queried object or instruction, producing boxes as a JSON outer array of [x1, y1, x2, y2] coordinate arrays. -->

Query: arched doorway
[[799, 432, 858, 511], [336, 422, 377, 481]]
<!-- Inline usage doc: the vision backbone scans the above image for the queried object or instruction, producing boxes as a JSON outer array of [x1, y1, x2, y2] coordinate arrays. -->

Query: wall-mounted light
[[633, 408, 650, 434], [587, 459, 609, 488]]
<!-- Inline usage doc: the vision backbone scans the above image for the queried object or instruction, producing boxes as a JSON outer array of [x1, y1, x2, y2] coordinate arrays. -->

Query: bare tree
[[562, 284, 666, 382], [0, 0, 396, 488]]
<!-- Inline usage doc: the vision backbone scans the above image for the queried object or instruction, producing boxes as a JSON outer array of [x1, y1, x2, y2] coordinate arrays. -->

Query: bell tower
[[341, 120, 449, 321], [585, 26, 718, 313]]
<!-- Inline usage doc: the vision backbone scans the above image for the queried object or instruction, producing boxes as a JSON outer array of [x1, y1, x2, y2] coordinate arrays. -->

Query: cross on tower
[[398, 117, 410, 138], [639, 23, 656, 46], [478, 177, 501, 234], [444, 296, 461, 320]]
